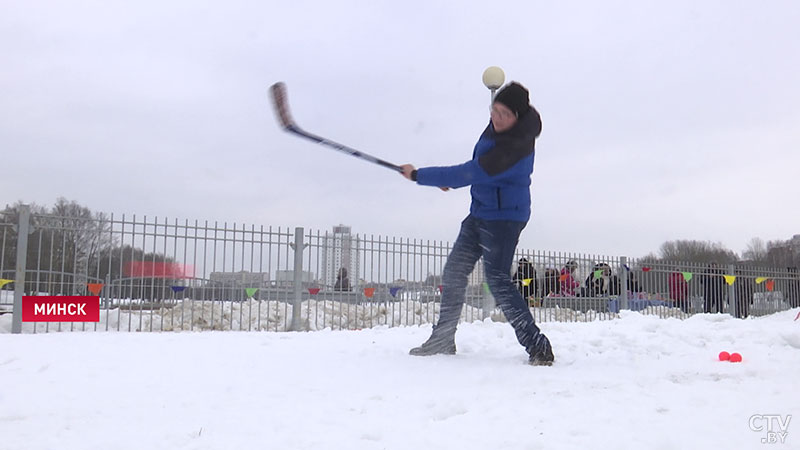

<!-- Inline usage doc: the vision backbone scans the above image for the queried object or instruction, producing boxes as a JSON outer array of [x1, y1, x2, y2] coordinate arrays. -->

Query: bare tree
[[41, 198, 115, 286], [1, 202, 49, 276], [765, 239, 794, 268], [742, 237, 768, 262], [658, 240, 738, 264]]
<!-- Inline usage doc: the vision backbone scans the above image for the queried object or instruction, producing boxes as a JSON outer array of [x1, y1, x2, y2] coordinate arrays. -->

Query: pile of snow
[[1, 298, 628, 333], [1, 308, 798, 449]]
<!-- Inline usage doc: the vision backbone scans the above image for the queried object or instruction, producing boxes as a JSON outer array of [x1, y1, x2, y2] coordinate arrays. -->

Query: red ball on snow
[[729, 353, 743, 363], [718, 351, 730, 361]]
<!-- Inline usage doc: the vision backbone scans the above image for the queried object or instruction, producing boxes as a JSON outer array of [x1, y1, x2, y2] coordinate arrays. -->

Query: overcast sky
[[2, 0, 799, 258]]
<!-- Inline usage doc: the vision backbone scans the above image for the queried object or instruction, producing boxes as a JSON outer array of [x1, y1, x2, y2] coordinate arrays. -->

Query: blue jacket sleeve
[[415, 160, 494, 189]]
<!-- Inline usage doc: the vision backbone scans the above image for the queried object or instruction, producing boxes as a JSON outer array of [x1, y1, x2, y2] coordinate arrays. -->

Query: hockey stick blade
[[270, 82, 295, 129], [268, 82, 404, 173]]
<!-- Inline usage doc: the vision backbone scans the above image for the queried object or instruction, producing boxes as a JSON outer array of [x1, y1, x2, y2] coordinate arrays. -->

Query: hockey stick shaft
[[270, 82, 404, 173], [285, 125, 404, 173]]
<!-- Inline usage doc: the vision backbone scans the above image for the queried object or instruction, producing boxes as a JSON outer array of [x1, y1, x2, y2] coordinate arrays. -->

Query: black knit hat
[[493, 82, 530, 117]]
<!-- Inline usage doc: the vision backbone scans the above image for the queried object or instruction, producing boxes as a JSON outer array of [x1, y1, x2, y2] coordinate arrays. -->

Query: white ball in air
[[482, 66, 505, 89]]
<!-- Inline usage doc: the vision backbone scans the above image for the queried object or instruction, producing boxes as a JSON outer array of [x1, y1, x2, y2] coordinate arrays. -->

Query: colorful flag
[[723, 275, 736, 286], [87, 283, 104, 295], [755, 277, 768, 284], [364, 288, 375, 298], [0, 279, 13, 288], [171, 286, 187, 293], [682, 272, 693, 282], [245, 288, 258, 298], [308, 288, 321, 295], [389, 287, 403, 297]]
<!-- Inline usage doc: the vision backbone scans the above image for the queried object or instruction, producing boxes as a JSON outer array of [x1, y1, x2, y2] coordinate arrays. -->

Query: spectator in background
[[734, 269, 753, 319], [585, 262, 613, 297], [608, 270, 622, 296], [543, 268, 560, 297], [334, 267, 351, 292], [560, 260, 580, 296], [513, 257, 537, 305], [668, 268, 689, 313], [701, 262, 726, 313], [626, 271, 642, 295]]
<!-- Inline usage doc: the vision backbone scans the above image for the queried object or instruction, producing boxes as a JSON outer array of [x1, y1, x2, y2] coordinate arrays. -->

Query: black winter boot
[[409, 336, 456, 356], [528, 334, 554, 366]]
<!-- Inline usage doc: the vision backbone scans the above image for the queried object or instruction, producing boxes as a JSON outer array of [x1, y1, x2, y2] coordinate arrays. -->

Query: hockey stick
[[269, 82, 404, 173]]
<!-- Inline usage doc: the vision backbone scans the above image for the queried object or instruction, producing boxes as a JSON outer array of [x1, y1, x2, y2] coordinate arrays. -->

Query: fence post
[[728, 263, 737, 318], [619, 256, 629, 311], [104, 273, 111, 310], [12, 205, 31, 334], [289, 227, 306, 331]]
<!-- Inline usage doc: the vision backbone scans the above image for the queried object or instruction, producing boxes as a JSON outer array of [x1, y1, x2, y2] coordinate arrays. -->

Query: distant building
[[274, 270, 315, 287], [209, 271, 270, 287], [321, 225, 360, 289]]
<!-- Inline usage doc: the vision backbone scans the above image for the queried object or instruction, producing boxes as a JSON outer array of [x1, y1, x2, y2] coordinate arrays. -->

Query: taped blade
[[269, 82, 295, 129]]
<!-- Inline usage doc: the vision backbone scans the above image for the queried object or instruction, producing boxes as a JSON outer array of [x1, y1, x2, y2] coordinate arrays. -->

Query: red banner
[[123, 262, 194, 278], [22, 296, 100, 322]]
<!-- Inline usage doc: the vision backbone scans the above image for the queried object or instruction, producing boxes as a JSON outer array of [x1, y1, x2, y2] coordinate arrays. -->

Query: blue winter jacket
[[415, 107, 542, 222]]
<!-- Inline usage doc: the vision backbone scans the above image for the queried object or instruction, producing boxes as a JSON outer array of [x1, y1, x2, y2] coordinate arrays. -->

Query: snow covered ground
[[2, 309, 799, 450]]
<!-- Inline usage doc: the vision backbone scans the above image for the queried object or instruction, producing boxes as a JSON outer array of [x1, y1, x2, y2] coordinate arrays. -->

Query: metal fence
[[1, 206, 798, 333]]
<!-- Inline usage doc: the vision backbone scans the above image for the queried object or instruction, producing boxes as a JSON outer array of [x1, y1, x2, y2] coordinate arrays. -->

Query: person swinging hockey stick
[[400, 82, 554, 366]]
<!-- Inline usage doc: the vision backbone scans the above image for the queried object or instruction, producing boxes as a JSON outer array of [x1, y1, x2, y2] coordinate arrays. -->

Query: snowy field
[[2, 309, 799, 450]]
